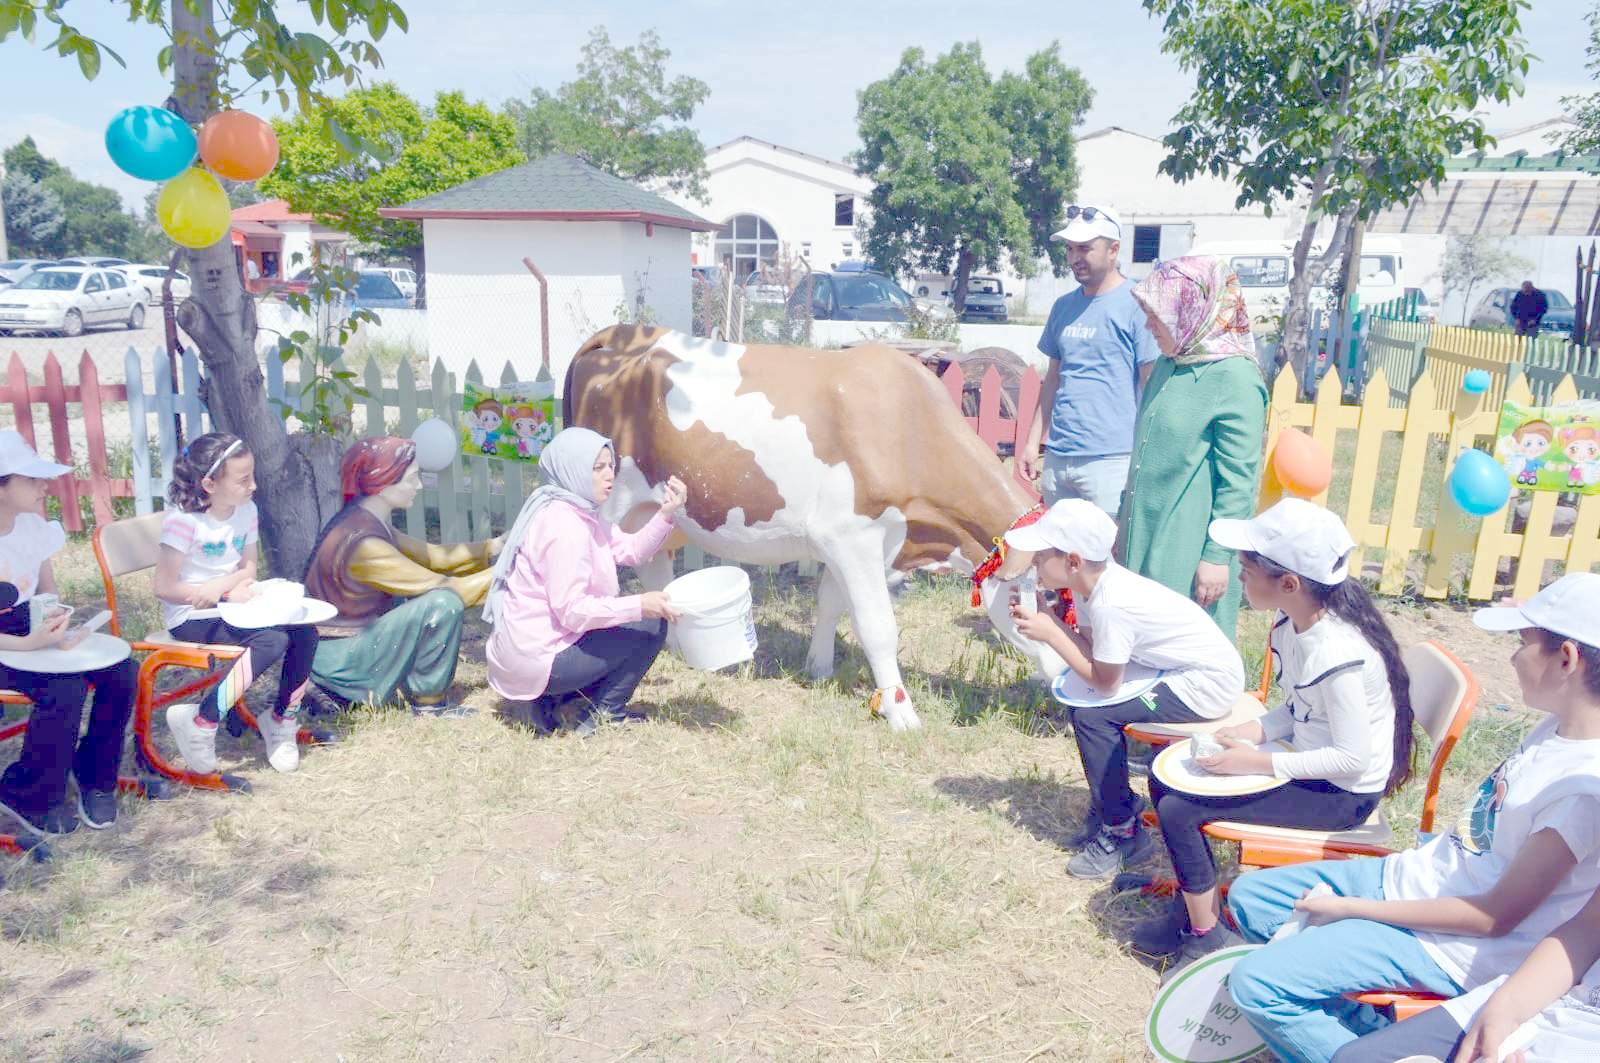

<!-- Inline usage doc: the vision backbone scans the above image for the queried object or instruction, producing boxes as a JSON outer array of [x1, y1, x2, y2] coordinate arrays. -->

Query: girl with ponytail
[[1130, 498, 1414, 972]]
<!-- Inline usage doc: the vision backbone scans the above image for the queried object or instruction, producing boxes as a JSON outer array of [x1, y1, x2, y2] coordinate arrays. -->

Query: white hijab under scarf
[[482, 426, 612, 626]]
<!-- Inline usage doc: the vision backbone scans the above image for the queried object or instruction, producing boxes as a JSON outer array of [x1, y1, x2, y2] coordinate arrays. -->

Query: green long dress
[[1117, 356, 1268, 642]]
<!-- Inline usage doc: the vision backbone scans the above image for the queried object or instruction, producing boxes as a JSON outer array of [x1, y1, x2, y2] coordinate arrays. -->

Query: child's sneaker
[[165, 703, 219, 774], [1066, 824, 1154, 879], [256, 710, 301, 773], [76, 788, 118, 830]]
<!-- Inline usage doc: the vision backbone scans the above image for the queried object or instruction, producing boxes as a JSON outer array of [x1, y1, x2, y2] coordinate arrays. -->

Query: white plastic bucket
[[664, 566, 756, 671]]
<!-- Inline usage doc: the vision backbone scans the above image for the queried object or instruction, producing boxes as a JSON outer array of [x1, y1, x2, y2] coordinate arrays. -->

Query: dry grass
[[2, 540, 1530, 1062]]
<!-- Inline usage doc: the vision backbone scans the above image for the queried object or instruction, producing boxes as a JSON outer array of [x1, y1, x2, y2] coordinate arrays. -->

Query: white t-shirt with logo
[[1383, 714, 1600, 989], [0, 512, 67, 603], [1442, 961, 1600, 1059], [159, 501, 258, 628], [1076, 561, 1246, 719]]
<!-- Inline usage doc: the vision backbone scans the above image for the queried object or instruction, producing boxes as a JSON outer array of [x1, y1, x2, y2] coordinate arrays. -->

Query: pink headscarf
[[1130, 256, 1257, 367]]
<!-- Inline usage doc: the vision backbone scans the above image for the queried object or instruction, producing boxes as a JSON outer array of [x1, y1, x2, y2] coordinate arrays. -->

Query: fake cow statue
[[563, 325, 1065, 730]]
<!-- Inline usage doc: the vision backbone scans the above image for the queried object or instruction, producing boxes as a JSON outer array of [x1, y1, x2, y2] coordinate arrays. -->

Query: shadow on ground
[[934, 773, 1092, 850]]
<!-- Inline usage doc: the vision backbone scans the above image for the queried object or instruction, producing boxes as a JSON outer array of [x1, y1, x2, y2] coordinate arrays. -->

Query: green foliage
[[260, 82, 523, 263], [505, 27, 710, 199], [268, 263, 375, 436], [853, 42, 1091, 311], [3, 136, 167, 259], [1441, 234, 1533, 325], [1563, 4, 1600, 153], [1144, 0, 1530, 221]]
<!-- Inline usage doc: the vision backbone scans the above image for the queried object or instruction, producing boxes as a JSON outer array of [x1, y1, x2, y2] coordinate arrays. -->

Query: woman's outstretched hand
[[660, 476, 688, 520]]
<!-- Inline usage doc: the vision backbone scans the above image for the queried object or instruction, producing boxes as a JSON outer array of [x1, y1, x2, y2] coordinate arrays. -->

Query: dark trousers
[[1070, 684, 1205, 825], [0, 657, 137, 815], [1328, 999, 1465, 1063], [170, 617, 318, 722], [1150, 775, 1381, 893], [540, 619, 667, 717]]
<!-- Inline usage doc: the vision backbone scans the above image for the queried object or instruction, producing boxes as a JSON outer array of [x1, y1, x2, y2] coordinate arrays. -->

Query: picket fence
[[1366, 322, 1600, 409]]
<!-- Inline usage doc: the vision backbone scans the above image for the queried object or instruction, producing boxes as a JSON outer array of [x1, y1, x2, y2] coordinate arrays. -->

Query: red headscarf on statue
[[340, 436, 417, 503]]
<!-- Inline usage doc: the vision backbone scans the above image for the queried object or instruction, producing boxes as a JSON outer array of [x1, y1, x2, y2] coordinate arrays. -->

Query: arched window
[[715, 214, 780, 282]]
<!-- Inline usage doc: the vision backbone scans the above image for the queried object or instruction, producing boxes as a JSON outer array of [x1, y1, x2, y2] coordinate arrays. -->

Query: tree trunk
[[1280, 214, 1320, 391], [951, 248, 975, 314], [170, 0, 335, 578]]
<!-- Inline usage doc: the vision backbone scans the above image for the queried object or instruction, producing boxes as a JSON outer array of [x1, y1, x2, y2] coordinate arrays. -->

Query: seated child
[[0, 430, 136, 836], [1226, 571, 1600, 1063], [1131, 499, 1417, 968], [154, 433, 317, 775], [1005, 499, 1246, 880]]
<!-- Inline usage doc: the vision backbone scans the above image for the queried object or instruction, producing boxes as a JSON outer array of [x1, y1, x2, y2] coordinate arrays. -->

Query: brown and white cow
[[563, 324, 1064, 729]]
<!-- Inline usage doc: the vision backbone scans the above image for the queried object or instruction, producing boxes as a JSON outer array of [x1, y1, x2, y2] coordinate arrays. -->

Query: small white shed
[[380, 154, 716, 393]]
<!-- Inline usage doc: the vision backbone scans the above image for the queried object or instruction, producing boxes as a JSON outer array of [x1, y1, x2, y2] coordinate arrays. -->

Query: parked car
[[957, 275, 1008, 322], [1469, 287, 1577, 335], [343, 270, 411, 311], [1403, 287, 1438, 323], [0, 267, 147, 337], [56, 256, 131, 269], [789, 270, 952, 323], [116, 264, 192, 303], [0, 259, 58, 287], [369, 266, 418, 302]]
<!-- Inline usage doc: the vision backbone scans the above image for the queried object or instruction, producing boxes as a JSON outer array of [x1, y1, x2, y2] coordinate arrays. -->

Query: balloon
[[156, 168, 231, 249], [1463, 369, 1492, 395], [198, 110, 280, 181], [105, 105, 196, 182], [412, 418, 458, 472], [1448, 449, 1512, 517], [1271, 427, 1334, 497]]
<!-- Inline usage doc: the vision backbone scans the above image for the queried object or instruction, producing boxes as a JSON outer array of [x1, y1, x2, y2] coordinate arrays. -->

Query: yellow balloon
[[157, 167, 231, 249]]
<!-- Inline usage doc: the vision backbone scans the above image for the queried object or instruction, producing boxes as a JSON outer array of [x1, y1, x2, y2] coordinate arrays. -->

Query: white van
[[1192, 237, 1406, 323]]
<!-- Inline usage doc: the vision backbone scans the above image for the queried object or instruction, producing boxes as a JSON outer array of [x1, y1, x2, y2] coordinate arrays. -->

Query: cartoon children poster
[[461, 380, 556, 464], [1494, 399, 1600, 493]]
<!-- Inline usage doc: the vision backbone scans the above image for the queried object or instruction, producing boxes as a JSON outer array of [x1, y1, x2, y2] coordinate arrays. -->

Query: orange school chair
[[93, 512, 318, 794], [1123, 635, 1276, 749]]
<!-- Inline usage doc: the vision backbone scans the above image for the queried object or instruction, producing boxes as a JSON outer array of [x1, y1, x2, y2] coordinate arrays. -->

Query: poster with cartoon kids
[[1493, 400, 1600, 494], [461, 381, 556, 464]]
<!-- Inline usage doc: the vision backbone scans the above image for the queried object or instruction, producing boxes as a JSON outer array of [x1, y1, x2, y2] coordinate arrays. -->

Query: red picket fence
[[2, 352, 132, 532], [938, 360, 1043, 501]]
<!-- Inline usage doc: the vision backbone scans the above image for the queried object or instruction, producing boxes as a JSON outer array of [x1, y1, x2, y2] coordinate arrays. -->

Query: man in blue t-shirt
[[1020, 205, 1160, 515]]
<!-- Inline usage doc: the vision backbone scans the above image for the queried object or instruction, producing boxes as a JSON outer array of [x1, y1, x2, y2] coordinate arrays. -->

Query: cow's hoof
[[885, 709, 922, 732], [804, 654, 835, 681]]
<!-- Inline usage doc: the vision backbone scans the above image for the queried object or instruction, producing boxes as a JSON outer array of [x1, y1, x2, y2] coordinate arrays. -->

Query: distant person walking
[[1512, 280, 1549, 336], [1020, 205, 1160, 515]]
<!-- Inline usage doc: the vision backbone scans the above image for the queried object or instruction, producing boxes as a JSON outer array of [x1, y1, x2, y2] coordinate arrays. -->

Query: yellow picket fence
[[1263, 363, 1600, 601]]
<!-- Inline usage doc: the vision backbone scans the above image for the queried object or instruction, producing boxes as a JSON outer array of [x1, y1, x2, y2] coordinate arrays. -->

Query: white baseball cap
[[1473, 572, 1600, 648], [0, 430, 71, 479], [1208, 498, 1356, 585], [1051, 204, 1123, 244], [1004, 499, 1117, 561]]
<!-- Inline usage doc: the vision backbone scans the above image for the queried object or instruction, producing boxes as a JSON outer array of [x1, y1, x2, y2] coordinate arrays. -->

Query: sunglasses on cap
[[1063, 205, 1121, 236]]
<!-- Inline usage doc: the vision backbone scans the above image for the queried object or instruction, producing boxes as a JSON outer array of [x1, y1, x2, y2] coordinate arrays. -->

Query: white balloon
[[411, 417, 458, 472]]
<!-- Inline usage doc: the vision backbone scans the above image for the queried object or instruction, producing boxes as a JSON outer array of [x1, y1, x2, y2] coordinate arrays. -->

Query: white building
[[659, 137, 875, 279], [381, 154, 715, 391], [229, 199, 349, 291]]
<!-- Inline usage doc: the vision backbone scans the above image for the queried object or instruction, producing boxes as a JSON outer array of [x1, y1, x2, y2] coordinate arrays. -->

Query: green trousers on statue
[[311, 588, 466, 707]]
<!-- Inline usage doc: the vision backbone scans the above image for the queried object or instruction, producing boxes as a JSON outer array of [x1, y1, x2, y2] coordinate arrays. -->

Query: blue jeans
[[1040, 451, 1130, 515], [1227, 858, 1462, 1063]]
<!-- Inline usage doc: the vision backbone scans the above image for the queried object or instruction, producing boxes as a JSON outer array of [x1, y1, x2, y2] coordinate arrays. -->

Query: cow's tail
[[562, 324, 667, 426]]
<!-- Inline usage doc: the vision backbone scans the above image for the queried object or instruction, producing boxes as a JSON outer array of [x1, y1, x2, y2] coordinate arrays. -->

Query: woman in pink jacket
[[485, 427, 686, 735]]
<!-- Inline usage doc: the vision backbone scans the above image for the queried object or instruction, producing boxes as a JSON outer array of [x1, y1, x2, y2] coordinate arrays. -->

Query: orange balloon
[[198, 110, 279, 181], [1271, 427, 1333, 497]]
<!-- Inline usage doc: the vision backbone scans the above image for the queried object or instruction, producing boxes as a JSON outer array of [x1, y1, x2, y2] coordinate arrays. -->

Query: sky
[[0, 0, 1590, 214]]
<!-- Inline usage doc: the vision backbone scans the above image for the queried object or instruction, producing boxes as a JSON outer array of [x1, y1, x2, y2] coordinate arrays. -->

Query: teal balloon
[[105, 106, 196, 181], [1449, 449, 1512, 516], [1463, 369, 1492, 395]]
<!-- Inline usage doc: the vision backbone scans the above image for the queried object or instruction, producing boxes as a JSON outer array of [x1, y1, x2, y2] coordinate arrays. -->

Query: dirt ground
[[1, 546, 1533, 1063]]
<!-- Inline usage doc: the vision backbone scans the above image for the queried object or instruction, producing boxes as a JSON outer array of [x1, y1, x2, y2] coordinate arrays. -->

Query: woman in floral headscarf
[[1121, 257, 1267, 640]]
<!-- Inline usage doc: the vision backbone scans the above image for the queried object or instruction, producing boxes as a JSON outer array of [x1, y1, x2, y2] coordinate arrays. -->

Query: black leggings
[[0, 658, 137, 816], [1150, 775, 1381, 893], [170, 617, 318, 722], [1069, 683, 1206, 825], [542, 618, 668, 715]]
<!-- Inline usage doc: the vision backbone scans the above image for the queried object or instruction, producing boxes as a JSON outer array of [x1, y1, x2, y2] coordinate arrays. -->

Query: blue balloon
[[1449, 449, 1512, 516], [105, 106, 196, 182], [1463, 369, 1492, 395]]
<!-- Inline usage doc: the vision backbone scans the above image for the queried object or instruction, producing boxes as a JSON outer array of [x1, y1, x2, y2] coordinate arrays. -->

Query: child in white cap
[[1005, 499, 1246, 880], [1131, 498, 1417, 968], [1228, 571, 1600, 1063], [0, 430, 137, 837]]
